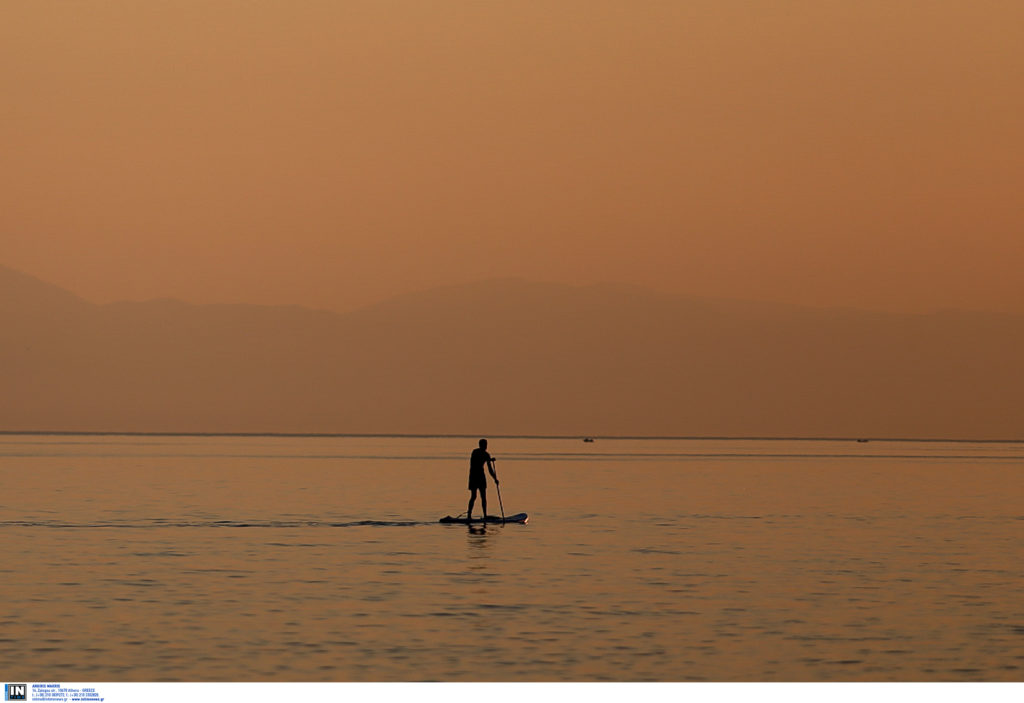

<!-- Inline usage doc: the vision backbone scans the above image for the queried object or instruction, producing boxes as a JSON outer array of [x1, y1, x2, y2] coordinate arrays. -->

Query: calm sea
[[1, 434, 1022, 681]]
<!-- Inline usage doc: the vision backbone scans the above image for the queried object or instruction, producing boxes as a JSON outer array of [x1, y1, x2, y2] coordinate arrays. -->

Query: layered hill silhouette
[[2, 264, 1022, 438]]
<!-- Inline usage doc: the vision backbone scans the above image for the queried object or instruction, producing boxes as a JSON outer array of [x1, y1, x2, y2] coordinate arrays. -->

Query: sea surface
[[1, 434, 1022, 681]]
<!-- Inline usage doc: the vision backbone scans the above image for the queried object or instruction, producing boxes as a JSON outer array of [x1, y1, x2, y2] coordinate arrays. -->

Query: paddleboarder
[[468, 438, 498, 521]]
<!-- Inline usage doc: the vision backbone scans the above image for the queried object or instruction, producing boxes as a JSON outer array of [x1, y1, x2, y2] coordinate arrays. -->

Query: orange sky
[[2, 1, 1022, 313]]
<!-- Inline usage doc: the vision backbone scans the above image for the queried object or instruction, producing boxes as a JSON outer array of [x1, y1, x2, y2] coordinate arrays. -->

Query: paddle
[[493, 458, 506, 524]]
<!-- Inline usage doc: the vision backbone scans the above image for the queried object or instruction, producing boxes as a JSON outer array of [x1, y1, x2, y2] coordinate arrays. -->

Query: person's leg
[[481, 487, 488, 520], [467, 488, 477, 519]]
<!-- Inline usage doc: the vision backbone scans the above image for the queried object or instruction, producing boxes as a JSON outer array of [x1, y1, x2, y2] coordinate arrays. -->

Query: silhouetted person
[[467, 438, 498, 520]]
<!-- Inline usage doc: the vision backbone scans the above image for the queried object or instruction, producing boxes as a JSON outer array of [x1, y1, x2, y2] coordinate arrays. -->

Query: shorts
[[468, 472, 487, 491]]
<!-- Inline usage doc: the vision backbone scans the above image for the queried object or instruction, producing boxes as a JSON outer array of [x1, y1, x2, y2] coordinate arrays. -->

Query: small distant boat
[[583, 437, 595, 443], [856, 439, 869, 443]]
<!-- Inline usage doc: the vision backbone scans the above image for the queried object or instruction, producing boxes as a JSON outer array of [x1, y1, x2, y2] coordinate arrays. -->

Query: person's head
[[479, 438, 487, 449]]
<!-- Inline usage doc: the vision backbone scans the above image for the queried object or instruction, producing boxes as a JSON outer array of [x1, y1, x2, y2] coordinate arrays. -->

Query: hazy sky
[[3, 1, 1022, 313]]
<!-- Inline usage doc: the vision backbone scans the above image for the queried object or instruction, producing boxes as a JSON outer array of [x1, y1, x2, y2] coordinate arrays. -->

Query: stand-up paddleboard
[[439, 513, 528, 524]]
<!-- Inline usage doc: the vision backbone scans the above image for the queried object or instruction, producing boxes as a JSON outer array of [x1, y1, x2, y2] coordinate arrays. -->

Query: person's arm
[[488, 456, 498, 484]]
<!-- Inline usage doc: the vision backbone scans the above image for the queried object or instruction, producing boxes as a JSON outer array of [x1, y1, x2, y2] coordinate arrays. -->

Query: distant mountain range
[[2, 264, 1022, 439]]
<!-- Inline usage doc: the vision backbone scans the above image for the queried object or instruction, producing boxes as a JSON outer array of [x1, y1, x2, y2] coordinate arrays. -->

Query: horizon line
[[6, 262, 1020, 318], [1, 430, 1022, 444]]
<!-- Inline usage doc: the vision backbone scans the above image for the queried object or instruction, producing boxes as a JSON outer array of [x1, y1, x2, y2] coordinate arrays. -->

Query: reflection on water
[[467, 523, 493, 544], [0, 435, 1022, 681]]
